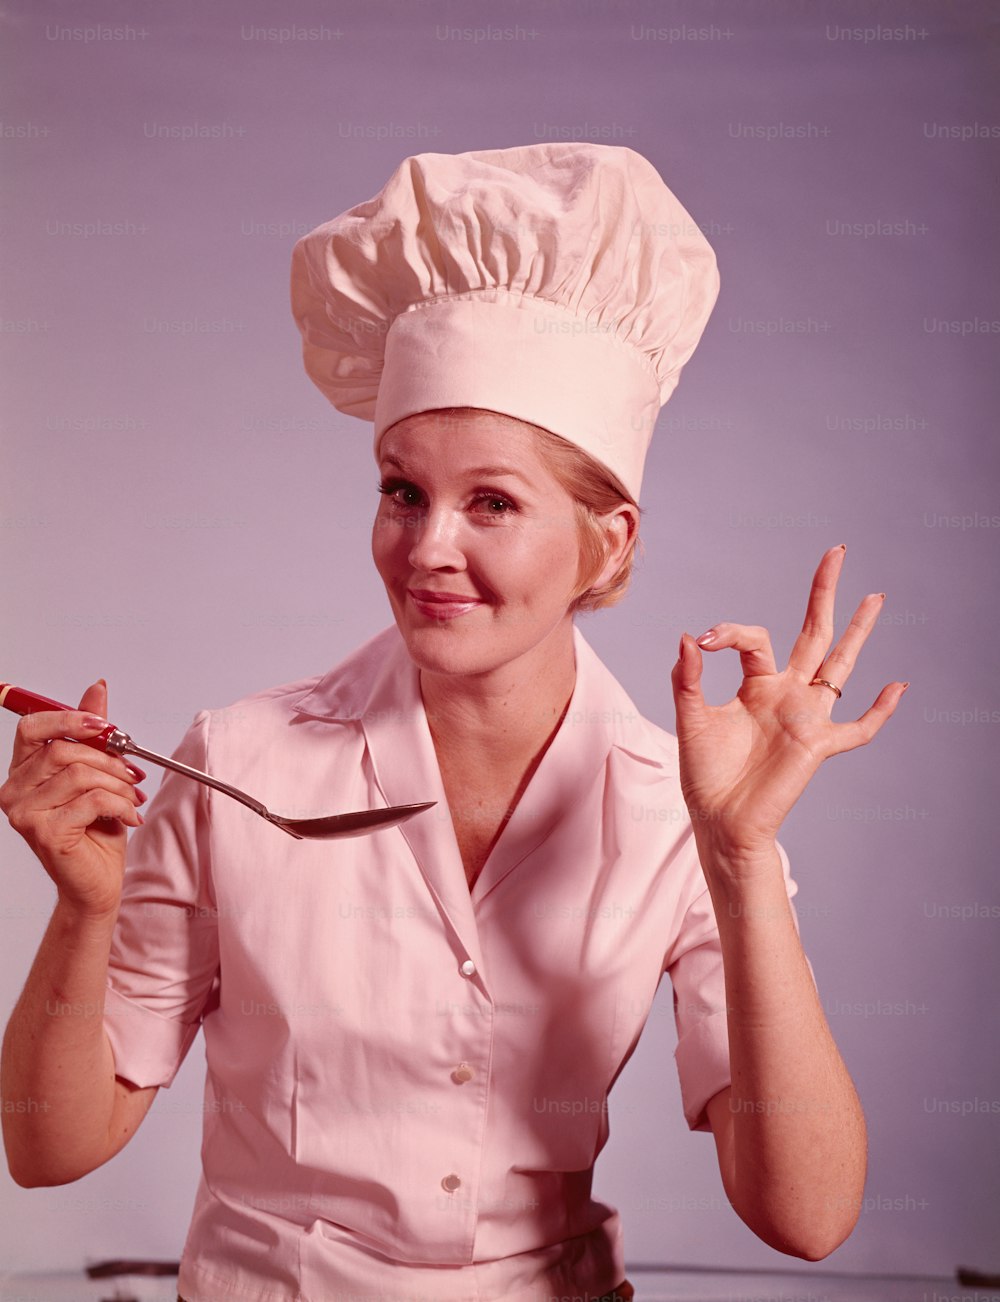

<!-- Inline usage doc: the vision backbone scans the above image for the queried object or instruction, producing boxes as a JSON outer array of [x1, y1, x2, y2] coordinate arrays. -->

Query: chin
[[391, 604, 577, 686], [393, 618, 507, 679]]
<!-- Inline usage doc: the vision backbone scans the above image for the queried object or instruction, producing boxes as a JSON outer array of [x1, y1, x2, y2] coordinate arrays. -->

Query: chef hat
[[290, 142, 719, 502]]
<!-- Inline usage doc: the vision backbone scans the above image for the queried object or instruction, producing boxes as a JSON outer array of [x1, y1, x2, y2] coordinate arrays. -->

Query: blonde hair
[[527, 423, 642, 613]]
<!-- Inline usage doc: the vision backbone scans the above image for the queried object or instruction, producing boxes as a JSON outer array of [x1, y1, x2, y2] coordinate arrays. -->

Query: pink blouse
[[102, 624, 804, 1302]]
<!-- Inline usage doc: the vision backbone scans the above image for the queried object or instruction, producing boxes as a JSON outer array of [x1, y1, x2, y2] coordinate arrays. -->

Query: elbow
[[733, 1193, 860, 1262], [6, 1148, 53, 1187], [766, 1215, 859, 1262], [2, 1131, 38, 1187], [4, 1136, 94, 1189], [7, 1155, 83, 1188], [787, 1237, 846, 1263], [808, 1214, 861, 1261], [9, 1166, 49, 1189], [730, 1160, 866, 1261]]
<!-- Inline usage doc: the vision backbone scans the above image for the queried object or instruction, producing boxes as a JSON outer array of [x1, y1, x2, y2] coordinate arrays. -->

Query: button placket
[[433, 952, 490, 1223], [452, 960, 481, 1086]]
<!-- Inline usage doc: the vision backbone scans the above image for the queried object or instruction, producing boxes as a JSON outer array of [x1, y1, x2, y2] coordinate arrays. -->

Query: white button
[[441, 1173, 462, 1192], [452, 1062, 474, 1084], [459, 959, 476, 977]]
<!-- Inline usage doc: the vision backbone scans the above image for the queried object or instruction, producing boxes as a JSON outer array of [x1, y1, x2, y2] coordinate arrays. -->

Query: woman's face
[[372, 408, 585, 682]]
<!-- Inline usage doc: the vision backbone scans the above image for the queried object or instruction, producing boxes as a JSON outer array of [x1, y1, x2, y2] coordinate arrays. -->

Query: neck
[[419, 622, 577, 768]]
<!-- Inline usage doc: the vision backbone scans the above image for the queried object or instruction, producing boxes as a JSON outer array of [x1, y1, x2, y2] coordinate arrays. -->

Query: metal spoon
[[0, 683, 434, 840]]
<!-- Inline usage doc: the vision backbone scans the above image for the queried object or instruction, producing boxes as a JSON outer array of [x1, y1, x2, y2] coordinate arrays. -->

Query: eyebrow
[[380, 454, 534, 486]]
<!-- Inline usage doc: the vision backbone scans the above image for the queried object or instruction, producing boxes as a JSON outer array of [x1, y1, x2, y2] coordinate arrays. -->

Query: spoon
[[0, 683, 434, 840]]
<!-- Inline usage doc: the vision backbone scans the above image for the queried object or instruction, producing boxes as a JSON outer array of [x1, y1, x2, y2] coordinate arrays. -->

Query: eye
[[377, 477, 424, 508], [471, 491, 517, 517]]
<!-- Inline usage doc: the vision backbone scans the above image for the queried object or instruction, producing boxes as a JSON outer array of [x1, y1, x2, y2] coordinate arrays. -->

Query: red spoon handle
[[0, 683, 120, 752]]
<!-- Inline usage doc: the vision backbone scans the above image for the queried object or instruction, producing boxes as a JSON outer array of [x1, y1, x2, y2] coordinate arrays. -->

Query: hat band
[[373, 293, 662, 501]]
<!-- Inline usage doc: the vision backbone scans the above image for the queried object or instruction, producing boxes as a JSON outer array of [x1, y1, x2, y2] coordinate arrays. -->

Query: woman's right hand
[[0, 680, 146, 919]]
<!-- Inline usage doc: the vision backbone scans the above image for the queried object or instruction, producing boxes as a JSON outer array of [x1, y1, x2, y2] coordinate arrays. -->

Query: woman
[[1, 144, 905, 1302]]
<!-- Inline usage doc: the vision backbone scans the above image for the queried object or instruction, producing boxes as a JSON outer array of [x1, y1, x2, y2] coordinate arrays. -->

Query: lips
[[410, 589, 480, 603], [407, 588, 485, 620]]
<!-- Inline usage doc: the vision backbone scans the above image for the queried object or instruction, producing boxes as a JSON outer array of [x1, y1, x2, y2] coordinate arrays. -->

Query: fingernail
[[696, 629, 717, 646], [81, 715, 108, 730], [135, 788, 148, 805], [901, 681, 910, 691], [878, 592, 886, 600], [135, 812, 145, 826], [837, 543, 847, 551], [97, 678, 107, 687], [124, 763, 147, 781], [678, 635, 686, 658]]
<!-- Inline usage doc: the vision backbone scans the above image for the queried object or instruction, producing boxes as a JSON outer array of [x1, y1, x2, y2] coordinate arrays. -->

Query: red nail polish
[[81, 715, 108, 730]]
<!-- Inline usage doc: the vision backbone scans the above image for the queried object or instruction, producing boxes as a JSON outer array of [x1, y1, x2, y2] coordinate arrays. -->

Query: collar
[[292, 623, 669, 766], [291, 623, 673, 975]]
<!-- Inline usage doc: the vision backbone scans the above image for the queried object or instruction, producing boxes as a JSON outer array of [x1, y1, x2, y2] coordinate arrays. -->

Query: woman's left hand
[[670, 545, 908, 869]]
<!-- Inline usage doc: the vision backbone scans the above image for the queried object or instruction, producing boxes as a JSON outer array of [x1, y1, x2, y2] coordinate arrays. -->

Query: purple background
[[2, 0, 998, 1279]]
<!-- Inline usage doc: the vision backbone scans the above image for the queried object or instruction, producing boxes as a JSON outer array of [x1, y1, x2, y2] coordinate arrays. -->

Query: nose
[[406, 504, 466, 573]]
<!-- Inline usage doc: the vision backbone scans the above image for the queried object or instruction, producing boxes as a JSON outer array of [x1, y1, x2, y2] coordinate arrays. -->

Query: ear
[[590, 504, 639, 591]]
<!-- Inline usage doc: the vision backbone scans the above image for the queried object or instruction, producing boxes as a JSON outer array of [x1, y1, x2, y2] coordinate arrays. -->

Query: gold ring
[[809, 677, 842, 699]]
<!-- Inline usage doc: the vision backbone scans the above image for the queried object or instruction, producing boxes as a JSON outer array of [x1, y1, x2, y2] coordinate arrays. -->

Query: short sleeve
[[103, 711, 219, 1089], [664, 840, 816, 1132]]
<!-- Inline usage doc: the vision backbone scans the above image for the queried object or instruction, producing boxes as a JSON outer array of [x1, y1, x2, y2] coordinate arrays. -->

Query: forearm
[[704, 839, 866, 1259], [1, 898, 122, 1185]]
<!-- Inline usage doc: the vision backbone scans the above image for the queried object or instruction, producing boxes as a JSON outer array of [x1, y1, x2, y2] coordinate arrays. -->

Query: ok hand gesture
[[671, 545, 908, 870]]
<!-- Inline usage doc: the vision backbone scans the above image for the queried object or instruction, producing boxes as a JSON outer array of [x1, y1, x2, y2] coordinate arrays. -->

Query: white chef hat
[[290, 142, 719, 502]]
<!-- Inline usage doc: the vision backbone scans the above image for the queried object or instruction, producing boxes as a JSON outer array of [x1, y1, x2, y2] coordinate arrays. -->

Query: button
[[452, 1062, 474, 1084], [459, 959, 476, 977], [441, 1173, 462, 1192]]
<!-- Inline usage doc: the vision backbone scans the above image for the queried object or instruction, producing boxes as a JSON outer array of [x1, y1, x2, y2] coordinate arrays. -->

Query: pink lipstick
[[408, 589, 484, 620]]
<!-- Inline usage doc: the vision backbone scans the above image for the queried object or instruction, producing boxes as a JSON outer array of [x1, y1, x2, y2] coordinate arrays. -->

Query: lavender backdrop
[[2, 0, 997, 1281]]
